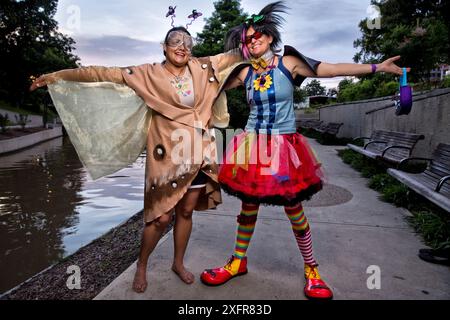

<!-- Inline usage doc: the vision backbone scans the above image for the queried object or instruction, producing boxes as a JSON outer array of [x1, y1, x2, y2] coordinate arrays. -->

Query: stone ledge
[[0, 126, 63, 154]]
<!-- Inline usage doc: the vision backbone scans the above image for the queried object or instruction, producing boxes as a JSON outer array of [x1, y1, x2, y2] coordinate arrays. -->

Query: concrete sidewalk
[[95, 139, 450, 300]]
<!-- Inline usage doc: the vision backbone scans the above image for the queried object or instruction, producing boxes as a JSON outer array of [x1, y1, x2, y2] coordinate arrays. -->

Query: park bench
[[316, 122, 343, 138], [296, 119, 307, 129], [296, 119, 322, 132], [300, 119, 322, 130], [347, 130, 425, 165], [387, 143, 450, 212], [315, 122, 328, 132]]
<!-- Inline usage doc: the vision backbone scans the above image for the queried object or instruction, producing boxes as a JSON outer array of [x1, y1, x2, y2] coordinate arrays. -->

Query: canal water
[[0, 136, 145, 294]]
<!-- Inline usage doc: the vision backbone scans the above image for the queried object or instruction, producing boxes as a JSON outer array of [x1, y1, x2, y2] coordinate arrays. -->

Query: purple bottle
[[395, 68, 413, 116]]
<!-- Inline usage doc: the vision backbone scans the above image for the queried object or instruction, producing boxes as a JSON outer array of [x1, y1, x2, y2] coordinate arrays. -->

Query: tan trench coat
[[120, 53, 241, 223]]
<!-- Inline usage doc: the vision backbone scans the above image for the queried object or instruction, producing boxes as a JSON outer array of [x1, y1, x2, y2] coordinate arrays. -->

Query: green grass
[[368, 173, 396, 192], [381, 183, 412, 207], [338, 148, 450, 250], [406, 209, 450, 250]]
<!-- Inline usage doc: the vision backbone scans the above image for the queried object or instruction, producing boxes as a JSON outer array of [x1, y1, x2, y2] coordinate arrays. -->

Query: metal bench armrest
[[381, 145, 412, 158], [350, 137, 371, 147], [398, 157, 433, 170], [436, 175, 450, 193], [353, 137, 371, 142]]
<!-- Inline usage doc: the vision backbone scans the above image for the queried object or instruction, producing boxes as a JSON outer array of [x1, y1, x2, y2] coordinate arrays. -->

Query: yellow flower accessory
[[253, 74, 273, 92]]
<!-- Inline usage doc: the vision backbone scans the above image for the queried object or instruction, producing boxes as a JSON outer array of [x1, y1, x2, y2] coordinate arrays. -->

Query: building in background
[[430, 64, 450, 81]]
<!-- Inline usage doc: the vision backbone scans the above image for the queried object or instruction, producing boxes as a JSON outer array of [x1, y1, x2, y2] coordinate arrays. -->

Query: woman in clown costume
[[201, 1, 409, 299]]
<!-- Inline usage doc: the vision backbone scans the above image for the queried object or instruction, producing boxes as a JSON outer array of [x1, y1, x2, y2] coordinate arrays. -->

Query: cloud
[[72, 35, 164, 66], [55, 0, 215, 42], [55, 0, 373, 88], [282, 1, 369, 56]]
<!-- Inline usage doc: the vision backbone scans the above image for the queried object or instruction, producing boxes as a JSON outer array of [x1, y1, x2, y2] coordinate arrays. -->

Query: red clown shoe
[[201, 256, 248, 286], [304, 264, 333, 300]]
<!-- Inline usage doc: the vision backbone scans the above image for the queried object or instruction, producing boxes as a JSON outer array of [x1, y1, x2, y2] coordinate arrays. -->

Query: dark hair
[[163, 26, 192, 57], [225, 1, 288, 57], [164, 26, 191, 44]]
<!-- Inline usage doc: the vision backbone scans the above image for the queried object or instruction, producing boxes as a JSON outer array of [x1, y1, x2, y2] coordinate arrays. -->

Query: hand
[[29, 73, 59, 91], [378, 56, 411, 76]]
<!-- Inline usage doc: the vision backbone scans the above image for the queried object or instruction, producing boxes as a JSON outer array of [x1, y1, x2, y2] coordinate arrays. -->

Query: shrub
[[337, 149, 357, 164], [407, 209, 450, 250], [368, 173, 394, 192], [381, 183, 411, 207], [374, 81, 399, 97], [441, 76, 450, 88], [14, 114, 29, 131], [0, 113, 10, 133]]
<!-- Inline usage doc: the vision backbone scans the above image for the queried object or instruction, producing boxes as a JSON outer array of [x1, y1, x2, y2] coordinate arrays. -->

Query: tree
[[192, 0, 249, 129], [193, 0, 248, 57], [0, 0, 79, 109], [353, 0, 449, 82], [304, 79, 326, 96], [337, 75, 399, 103], [338, 78, 354, 93], [327, 88, 338, 97], [293, 87, 308, 104]]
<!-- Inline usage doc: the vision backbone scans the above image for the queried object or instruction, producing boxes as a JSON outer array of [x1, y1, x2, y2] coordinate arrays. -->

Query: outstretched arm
[[30, 66, 125, 91], [291, 56, 411, 79]]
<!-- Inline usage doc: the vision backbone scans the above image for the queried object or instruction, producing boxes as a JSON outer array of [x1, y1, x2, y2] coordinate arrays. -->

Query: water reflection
[[0, 136, 145, 294]]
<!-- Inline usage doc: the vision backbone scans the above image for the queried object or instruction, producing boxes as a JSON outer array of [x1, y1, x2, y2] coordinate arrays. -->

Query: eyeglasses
[[244, 31, 264, 45], [166, 31, 193, 52]]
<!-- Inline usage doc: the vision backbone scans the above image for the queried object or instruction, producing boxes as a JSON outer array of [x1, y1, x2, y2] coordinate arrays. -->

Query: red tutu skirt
[[219, 132, 324, 206]]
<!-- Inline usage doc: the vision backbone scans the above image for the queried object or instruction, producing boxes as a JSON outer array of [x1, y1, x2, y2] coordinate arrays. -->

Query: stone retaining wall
[[0, 127, 63, 154], [318, 88, 450, 157]]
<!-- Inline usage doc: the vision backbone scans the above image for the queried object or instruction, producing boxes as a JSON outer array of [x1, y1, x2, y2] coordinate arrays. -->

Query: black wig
[[225, 1, 288, 59]]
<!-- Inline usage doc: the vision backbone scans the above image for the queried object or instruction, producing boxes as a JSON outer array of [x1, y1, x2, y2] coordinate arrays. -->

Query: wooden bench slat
[[387, 169, 450, 212], [419, 173, 450, 192], [428, 164, 450, 177], [420, 179, 450, 196], [415, 176, 447, 193], [434, 155, 450, 166], [436, 152, 450, 161], [383, 153, 408, 161], [437, 143, 450, 153], [424, 169, 447, 180], [347, 129, 425, 166], [435, 149, 450, 157], [381, 137, 418, 145]]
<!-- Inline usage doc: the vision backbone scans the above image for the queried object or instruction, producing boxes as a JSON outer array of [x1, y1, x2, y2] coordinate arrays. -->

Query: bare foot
[[132, 262, 148, 293], [171, 264, 195, 284]]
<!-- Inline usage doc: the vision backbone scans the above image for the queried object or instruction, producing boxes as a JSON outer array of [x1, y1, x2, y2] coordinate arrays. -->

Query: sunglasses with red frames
[[244, 31, 264, 45]]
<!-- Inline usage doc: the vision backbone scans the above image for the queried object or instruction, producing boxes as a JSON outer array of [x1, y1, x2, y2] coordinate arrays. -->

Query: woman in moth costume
[[30, 21, 242, 293]]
